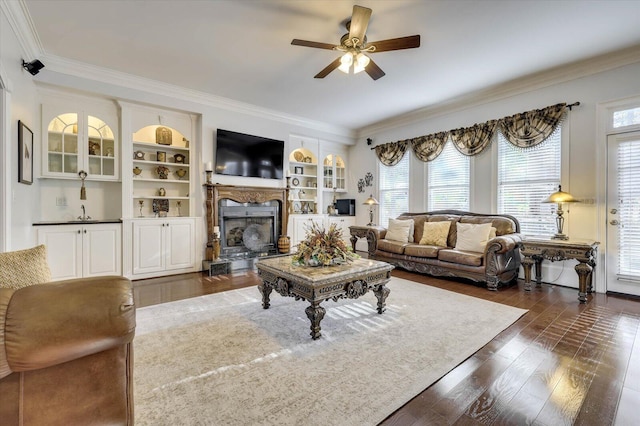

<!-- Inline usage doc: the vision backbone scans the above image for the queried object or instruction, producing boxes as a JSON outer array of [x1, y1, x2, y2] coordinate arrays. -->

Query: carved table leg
[[522, 256, 534, 291], [575, 262, 593, 304], [373, 283, 390, 314], [350, 234, 358, 252], [258, 282, 273, 309], [533, 255, 543, 286], [305, 302, 326, 340]]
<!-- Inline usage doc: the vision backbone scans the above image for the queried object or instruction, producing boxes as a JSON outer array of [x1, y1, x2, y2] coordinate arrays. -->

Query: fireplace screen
[[219, 202, 278, 257]]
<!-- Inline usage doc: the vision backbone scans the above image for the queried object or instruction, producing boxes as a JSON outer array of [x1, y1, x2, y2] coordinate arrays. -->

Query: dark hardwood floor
[[133, 266, 640, 425]]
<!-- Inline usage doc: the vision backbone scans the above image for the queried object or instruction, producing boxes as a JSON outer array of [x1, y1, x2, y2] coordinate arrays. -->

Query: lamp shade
[[363, 195, 379, 206], [543, 185, 577, 204]]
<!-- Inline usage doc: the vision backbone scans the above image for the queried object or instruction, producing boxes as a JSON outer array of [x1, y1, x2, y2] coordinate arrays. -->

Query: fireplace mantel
[[204, 184, 289, 261]]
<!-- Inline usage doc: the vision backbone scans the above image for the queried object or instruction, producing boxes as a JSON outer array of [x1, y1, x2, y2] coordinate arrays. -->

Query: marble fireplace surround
[[204, 184, 289, 261]]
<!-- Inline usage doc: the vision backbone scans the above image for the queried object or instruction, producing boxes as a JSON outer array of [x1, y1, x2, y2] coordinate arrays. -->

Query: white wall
[[1, 7, 42, 250], [348, 60, 640, 289]]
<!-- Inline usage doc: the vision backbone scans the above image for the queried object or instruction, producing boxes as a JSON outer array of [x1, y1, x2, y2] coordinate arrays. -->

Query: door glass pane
[[616, 138, 640, 278]]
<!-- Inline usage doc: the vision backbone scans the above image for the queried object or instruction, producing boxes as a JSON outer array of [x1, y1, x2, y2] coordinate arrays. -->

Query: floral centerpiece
[[292, 222, 359, 266]]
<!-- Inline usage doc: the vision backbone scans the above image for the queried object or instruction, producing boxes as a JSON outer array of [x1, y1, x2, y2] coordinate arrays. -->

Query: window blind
[[428, 141, 470, 211], [617, 138, 640, 278], [379, 153, 410, 227], [497, 130, 561, 237]]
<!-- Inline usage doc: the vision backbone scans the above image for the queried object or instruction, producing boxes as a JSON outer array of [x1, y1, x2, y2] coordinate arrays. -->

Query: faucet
[[77, 204, 91, 221]]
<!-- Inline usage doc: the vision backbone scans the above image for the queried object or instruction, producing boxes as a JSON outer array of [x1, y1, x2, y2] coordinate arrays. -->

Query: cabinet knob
[[84, 230, 87, 234], [77, 230, 81, 234], [166, 223, 170, 227]]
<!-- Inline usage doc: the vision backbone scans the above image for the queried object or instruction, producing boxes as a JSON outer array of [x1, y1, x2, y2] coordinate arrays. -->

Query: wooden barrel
[[277, 235, 291, 254]]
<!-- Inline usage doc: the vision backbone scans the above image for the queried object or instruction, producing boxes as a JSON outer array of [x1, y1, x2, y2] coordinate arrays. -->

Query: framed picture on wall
[[18, 120, 33, 185]]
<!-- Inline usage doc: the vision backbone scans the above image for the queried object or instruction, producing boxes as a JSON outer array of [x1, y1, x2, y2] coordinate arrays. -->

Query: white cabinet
[[328, 216, 356, 245], [37, 223, 122, 281], [132, 218, 196, 277], [41, 104, 119, 181], [322, 154, 347, 191], [290, 214, 326, 247]]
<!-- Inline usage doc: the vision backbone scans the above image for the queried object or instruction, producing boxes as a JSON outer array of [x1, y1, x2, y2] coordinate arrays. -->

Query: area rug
[[134, 277, 527, 425]]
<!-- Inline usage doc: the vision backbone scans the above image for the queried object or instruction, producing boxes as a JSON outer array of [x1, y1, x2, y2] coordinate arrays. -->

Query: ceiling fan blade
[[348, 5, 372, 44], [291, 39, 337, 50], [365, 58, 385, 80], [368, 35, 421, 53], [314, 57, 342, 79]]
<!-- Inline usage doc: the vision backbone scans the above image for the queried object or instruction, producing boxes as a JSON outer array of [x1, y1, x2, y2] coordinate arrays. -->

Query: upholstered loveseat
[[367, 210, 522, 290]]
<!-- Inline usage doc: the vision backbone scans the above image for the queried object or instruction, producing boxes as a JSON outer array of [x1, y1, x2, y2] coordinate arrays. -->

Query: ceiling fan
[[291, 5, 420, 80]]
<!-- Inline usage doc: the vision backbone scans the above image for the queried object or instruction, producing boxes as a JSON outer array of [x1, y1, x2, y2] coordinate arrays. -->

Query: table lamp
[[363, 194, 379, 226], [542, 185, 578, 240]]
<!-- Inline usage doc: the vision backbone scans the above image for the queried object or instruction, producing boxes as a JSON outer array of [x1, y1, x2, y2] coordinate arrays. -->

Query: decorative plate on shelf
[[134, 150, 145, 160], [291, 177, 300, 186], [294, 151, 304, 162]]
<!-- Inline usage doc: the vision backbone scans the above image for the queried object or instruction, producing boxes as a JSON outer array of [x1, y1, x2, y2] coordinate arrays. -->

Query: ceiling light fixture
[[336, 37, 375, 75], [22, 59, 45, 76]]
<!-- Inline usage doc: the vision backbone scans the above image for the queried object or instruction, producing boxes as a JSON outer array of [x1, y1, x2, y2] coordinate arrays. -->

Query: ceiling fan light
[[339, 52, 353, 73], [354, 53, 370, 73]]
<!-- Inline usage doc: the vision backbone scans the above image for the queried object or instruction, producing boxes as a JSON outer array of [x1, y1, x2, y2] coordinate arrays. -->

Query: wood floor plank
[[132, 269, 640, 425]]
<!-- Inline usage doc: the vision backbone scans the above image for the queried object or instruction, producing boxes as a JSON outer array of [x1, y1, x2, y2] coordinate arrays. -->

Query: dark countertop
[[33, 219, 123, 226]]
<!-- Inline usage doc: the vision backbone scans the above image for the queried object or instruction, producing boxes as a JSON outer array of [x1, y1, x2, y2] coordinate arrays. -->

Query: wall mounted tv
[[214, 129, 284, 179]]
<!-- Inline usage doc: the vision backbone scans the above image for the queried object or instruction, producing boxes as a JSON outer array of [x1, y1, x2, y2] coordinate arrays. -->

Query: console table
[[349, 225, 386, 253], [520, 237, 599, 304]]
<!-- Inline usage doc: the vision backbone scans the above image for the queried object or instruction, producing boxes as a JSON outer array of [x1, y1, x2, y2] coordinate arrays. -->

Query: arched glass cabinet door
[[87, 115, 116, 178], [323, 154, 346, 190], [44, 111, 118, 180], [46, 113, 79, 175]]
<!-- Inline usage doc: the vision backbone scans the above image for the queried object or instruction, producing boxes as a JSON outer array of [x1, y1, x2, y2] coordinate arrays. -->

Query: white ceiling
[[23, 0, 640, 131]]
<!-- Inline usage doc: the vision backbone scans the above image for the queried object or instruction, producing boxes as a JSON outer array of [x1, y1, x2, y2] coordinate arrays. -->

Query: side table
[[520, 237, 599, 303], [349, 225, 385, 253]]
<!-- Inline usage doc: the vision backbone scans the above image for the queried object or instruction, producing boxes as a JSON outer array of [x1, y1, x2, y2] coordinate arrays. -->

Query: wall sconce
[[363, 194, 379, 226], [542, 185, 579, 240], [22, 59, 45, 76]]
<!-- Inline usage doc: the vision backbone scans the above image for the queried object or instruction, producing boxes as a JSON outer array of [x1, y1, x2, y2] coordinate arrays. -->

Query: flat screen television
[[214, 129, 284, 179]]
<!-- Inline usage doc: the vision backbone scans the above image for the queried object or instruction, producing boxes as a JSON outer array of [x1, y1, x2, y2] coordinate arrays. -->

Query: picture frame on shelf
[[294, 166, 303, 175], [18, 120, 33, 185]]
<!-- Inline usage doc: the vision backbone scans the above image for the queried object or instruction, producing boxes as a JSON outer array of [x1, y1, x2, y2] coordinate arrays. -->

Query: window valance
[[373, 102, 576, 164]]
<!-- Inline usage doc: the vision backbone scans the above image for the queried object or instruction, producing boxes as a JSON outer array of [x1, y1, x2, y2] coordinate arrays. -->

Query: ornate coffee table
[[256, 256, 394, 339]]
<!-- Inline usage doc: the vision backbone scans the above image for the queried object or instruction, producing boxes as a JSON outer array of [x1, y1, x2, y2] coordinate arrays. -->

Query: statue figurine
[[156, 165, 170, 179]]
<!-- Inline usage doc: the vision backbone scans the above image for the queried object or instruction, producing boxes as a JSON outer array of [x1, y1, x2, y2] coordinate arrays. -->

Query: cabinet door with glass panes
[[42, 106, 118, 181], [322, 154, 346, 191]]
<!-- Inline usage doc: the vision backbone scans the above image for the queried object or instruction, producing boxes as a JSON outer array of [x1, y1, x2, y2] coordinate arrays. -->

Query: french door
[[606, 131, 640, 296]]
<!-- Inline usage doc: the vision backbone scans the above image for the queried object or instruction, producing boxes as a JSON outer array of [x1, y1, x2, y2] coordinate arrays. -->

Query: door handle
[[610, 208, 617, 214], [610, 219, 620, 226]]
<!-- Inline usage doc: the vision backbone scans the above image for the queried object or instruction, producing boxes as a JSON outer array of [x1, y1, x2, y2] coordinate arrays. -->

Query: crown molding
[[1, 0, 43, 60], [357, 45, 640, 138], [40, 54, 355, 140]]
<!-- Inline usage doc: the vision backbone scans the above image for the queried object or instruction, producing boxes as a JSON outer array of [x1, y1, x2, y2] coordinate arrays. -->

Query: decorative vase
[[212, 238, 221, 260], [277, 235, 290, 254]]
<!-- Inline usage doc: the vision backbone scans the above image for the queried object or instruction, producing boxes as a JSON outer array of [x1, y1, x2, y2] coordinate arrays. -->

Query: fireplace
[[204, 184, 289, 267], [219, 201, 279, 258]]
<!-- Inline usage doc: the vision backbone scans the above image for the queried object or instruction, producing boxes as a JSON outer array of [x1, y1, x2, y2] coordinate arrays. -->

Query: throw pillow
[[0, 244, 52, 290], [419, 221, 451, 246], [455, 222, 493, 253], [395, 218, 415, 242], [385, 218, 413, 243]]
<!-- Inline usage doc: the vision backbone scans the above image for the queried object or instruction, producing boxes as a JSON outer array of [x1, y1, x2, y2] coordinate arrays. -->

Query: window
[[497, 128, 561, 236], [613, 107, 640, 129], [379, 153, 410, 227], [427, 142, 470, 210]]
